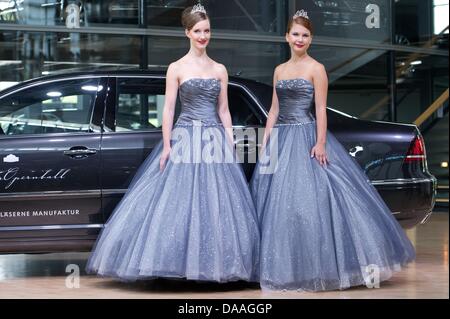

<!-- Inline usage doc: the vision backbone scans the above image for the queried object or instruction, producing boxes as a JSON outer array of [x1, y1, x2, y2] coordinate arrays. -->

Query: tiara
[[293, 9, 309, 20], [191, 3, 206, 14]]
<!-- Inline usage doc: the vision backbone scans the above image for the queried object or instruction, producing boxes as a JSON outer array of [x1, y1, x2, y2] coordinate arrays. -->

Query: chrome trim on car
[[369, 118, 417, 128], [229, 82, 269, 117], [327, 107, 357, 119], [0, 131, 101, 140], [102, 129, 163, 135], [420, 211, 434, 225], [0, 224, 104, 232], [0, 74, 268, 119], [113, 75, 162, 78], [0, 190, 101, 200], [371, 178, 435, 186], [0, 75, 106, 99], [103, 189, 128, 196]]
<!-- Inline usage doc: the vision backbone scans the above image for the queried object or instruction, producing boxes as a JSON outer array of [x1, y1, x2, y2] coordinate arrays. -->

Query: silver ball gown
[[250, 78, 415, 292], [86, 78, 260, 283]]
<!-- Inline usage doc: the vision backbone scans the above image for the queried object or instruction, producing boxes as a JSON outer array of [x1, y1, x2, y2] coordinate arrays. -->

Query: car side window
[[114, 78, 259, 131], [228, 86, 263, 126], [116, 78, 181, 132], [0, 78, 100, 136]]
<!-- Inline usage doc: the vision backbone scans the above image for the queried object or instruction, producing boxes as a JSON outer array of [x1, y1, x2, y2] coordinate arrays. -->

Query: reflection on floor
[[0, 213, 448, 299]]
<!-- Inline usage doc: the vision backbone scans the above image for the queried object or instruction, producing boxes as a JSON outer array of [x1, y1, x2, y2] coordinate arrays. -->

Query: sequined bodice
[[276, 78, 315, 124], [176, 78, 222, 125]]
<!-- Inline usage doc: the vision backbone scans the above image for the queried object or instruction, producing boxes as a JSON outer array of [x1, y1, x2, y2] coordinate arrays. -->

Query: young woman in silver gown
[[86, 5, 260, 283], [250, 10, 415, 292]]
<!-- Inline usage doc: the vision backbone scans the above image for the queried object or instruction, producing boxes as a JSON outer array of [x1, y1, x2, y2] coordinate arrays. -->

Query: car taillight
[[404, 135, 426, 163]]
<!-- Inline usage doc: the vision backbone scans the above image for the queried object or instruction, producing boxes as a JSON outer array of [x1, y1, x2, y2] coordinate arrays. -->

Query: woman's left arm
[[311, 63, 329, 167], [216, 64, 234, 147]]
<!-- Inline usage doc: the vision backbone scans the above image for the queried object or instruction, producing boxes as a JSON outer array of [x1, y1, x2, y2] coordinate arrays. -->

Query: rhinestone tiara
[[293, 9, 309, 20], [191, 3, 206, 15]]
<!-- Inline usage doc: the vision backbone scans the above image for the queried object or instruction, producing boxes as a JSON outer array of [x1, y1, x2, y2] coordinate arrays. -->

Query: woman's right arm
[[262, 67, 280, 147], [160, 63, 179, 171]]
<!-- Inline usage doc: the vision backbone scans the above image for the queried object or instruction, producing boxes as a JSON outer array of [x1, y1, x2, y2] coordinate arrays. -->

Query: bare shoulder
[[213, 62, 227, 74], [173, 55, 187, 66], [309, 58, 326, 73], [273, 63, 285, 80], [170, 56, 191, 71], [274, 64, 283, 73], [167, 60, 182, 75], [167, 63, 183, 84], [311, 60, 328, 87], [275, 62, 287, 73], [212, 62, 228, 80]]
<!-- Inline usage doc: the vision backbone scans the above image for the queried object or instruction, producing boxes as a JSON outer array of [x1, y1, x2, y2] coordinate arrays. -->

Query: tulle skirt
[[86, 123, 260, 283], [250, 121, 415, 291]]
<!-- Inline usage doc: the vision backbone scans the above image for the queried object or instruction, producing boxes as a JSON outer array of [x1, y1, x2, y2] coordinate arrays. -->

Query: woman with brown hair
[[251, 10, 415, 292]]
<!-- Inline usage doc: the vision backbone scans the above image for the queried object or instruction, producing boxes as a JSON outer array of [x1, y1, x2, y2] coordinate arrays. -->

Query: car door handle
[[64, 147, 97, 157], [236, 143, 262, 148], [235, 141, 262, 153]]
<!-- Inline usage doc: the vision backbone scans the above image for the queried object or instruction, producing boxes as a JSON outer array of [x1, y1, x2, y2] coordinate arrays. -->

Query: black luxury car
[[0, 70, 436, 253]]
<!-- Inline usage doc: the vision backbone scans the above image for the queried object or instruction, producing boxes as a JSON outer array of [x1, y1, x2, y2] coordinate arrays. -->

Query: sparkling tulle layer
[[86, 124, 260, 283], [250, 122, 415, 291]]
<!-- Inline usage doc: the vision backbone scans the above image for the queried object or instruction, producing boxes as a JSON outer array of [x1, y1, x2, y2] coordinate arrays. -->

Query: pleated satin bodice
[[176, 78, 222, 125], [276, 78, 315, 124]]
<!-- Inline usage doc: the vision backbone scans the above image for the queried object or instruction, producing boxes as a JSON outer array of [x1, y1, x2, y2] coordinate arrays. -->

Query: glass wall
[[395, 0, 432, 46], [0, 0, 447, 118], [323, 48, 390, 121], [293, 0, 391, 43], [396, 53, 449, 123], [0, 0, 448, 187], [0, 0, 140, 27], [433, 0, 449, 35], [0, 30, 141, 82], [0, 0, 287, 32], [146, 36, 284, 84], [146, 0, 285, 33]]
